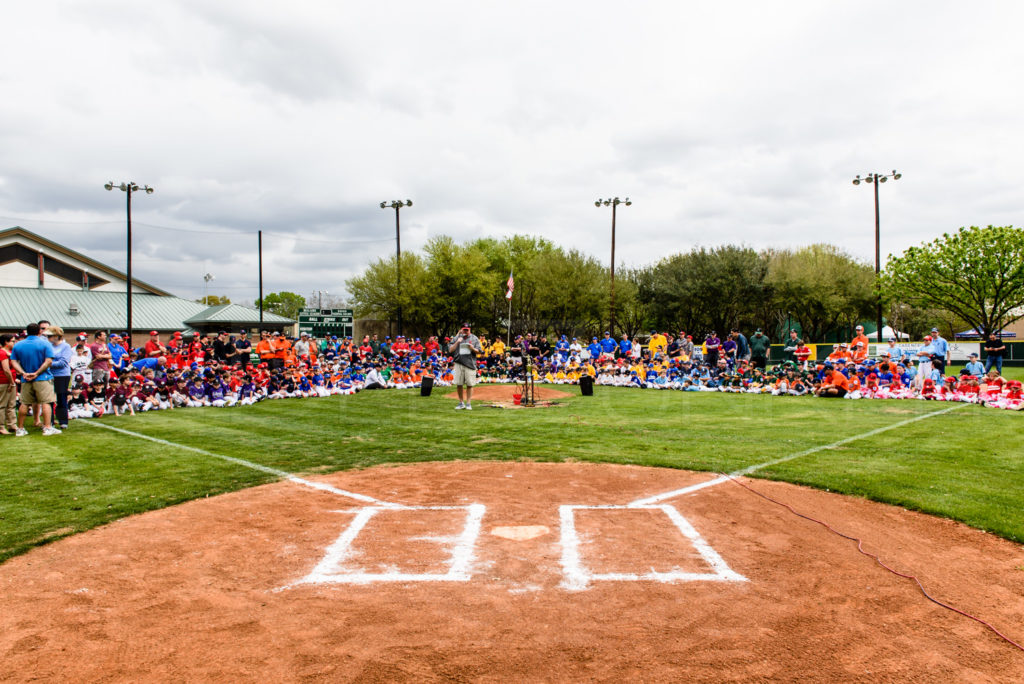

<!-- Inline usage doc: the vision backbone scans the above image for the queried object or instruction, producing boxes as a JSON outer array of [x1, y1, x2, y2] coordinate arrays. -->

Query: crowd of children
[[46, 327, 1021, 424]]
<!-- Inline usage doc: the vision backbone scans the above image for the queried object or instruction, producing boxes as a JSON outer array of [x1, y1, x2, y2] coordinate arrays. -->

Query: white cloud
[[1, 0, 1022, 301]]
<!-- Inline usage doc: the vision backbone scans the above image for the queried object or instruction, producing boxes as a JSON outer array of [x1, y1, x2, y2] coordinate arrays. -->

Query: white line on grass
[[629, 403, 968, 507], [82, 420, 400, 507]]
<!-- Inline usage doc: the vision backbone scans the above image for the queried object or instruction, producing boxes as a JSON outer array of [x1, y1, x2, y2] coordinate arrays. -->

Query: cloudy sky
[[2, 1, 1021, 304]]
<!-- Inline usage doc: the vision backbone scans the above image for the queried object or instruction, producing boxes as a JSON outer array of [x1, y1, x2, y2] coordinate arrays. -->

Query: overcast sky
[[2, 1, 1021, 304]]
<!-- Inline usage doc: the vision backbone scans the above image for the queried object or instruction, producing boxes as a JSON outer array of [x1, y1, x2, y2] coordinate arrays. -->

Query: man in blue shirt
[[10, 322, 59, 436], [108, 334, 129, 371], [599, 331, 617, 358], [929, 327, 949, 374], [618, 334, 632, 358]]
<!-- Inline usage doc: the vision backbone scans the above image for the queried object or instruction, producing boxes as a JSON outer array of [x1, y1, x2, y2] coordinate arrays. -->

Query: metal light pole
[[105, 181, 154, 349], [852, 171, 900, 348], [203, 272, 215, 305], [595, 197, 631, 336], [380, 199, 412, 336], [258, 230, 264, 335]]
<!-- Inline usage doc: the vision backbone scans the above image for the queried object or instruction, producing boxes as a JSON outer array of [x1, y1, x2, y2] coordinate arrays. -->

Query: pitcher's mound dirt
[[445, 384, 572, 403], [1, 462, 1022, 683]]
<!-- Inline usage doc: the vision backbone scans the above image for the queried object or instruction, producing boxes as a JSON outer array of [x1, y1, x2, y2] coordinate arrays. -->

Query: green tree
[[640, 246, 771, 336], [767, 244, 875, 342], [422, 236, 497, 335], [196, 294, 231, 306], [532, 248, 608, 337], [254, 291, 306, 321], [884, 225, 1024, 337], [346, 253, 429, 331]]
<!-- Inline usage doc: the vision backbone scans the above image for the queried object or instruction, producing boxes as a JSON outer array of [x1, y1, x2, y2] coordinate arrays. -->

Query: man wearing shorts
[[448, 322, 482, 411], [10, 322, 60, 436], [89, 330, 113, 386]]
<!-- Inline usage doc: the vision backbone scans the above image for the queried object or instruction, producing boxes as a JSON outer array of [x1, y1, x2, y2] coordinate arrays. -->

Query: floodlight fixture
[[379, 198, 414, 335], [595, 196, 632, 335], [104, 180, 155, 348], [852, 169, 901, 355]]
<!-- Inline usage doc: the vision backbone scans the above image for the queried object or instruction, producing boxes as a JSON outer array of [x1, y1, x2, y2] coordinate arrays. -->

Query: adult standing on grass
[[145, 331, 167, 358], [89, 331, 112, 387], [749, 329, 770, 370], [449, 322, 482, 411], [915, 336, 936, 390], [10, 322, 60, 436], [704, 331, 721, 367], [983, 332, 1005, 374], [0, 333, 17, 435], [234, 330, 252, 369], [47, 326, 73, 430], [930, 327, 950, 375]]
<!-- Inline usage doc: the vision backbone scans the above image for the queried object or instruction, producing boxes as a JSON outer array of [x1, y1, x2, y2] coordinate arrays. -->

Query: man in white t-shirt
[[448, 322, 482, 410]]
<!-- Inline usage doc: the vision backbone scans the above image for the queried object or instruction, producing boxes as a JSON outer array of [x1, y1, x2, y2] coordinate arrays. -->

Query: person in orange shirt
[[850, 325, 870, 363], [815, 362, 849, 397], [269, 332, 290, 370], [256, 331, 274, 366]]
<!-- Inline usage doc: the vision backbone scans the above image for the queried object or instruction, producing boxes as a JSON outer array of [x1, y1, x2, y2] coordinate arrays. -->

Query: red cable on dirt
[[723, 474, 1024, 654]]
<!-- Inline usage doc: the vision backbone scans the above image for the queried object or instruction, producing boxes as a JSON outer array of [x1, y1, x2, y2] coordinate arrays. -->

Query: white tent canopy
[[866, 326, 908, 341]]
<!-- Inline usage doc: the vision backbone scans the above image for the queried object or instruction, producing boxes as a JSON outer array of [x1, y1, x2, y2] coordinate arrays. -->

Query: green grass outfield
[[2, 385, 1023, 564]]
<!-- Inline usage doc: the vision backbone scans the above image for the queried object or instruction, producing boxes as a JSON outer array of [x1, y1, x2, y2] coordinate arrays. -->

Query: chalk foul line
[[81, 420, 400, 507], [629, 403, 967, 506]]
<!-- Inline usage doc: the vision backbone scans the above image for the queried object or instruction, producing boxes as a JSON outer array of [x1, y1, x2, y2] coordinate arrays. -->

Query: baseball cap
[[45, 326, 62, 336], [150, 331, 158, 335], [931, 327, 939, 332]]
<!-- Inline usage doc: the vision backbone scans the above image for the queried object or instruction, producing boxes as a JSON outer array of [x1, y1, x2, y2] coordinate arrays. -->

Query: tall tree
[[254, 291, 309, 321], [196, 294, 231, 306], [768, 244, 875, 342], [345, 253, 428, 329], [884, 225, 1024, 337], [640, 246, 771, 336], [422, 236, 497, 335]]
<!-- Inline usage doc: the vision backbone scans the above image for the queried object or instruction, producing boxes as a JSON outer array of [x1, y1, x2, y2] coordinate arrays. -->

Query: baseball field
[[2, 384, 1023, 681]]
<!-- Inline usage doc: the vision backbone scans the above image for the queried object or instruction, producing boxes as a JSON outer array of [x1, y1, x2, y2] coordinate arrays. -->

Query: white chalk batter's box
[[289, 502, 746, 590]]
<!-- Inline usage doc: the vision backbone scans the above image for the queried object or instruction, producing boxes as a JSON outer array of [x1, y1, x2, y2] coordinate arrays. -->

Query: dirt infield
[[444, 384, 573, 405], [2, 462, 1023, 682]]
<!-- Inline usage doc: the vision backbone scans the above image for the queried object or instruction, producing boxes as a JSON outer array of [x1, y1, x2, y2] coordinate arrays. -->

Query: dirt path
[[1, 462, 1022, 682]]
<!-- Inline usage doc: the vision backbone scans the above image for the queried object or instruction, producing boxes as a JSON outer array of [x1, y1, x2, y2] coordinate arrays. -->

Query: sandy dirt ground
[[444, 384, 573, 406], [1, 461, 1022, 683]]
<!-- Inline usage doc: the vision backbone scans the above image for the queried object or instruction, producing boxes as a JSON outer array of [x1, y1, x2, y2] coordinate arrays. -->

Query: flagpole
[[505, 269, 514, 349]]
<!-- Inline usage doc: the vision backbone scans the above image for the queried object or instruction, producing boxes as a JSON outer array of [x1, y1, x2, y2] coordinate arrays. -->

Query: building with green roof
[[0, 227, 294, 344]]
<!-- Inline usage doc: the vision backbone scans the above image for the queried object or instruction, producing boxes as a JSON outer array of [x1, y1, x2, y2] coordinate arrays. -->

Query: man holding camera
[[449, 322, 482, 411]]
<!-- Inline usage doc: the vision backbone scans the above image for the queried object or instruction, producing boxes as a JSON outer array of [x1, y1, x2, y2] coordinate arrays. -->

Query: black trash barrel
[[420, 375, 435, 397], [579, 375, 594, 396]]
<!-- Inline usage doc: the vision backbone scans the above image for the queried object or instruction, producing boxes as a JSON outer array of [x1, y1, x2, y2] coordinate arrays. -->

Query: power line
[[2, 214, 397, 244]]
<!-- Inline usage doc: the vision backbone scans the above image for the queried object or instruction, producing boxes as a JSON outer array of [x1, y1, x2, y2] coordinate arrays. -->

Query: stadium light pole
[[203, 272, 215, 305], [595, 197, 631, 336], [105, 181, 154, 349], [852, 170, 900, 348], [380, 199, 412, 336]]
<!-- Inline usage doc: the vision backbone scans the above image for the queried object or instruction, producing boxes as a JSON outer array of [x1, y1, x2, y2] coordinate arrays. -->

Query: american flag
[[505, 271, 514, 300]]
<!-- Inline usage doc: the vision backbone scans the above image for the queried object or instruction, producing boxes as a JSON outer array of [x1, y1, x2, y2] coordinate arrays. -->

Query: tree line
[[344, 235, 887, 341], [271, 225, 1024, 342]]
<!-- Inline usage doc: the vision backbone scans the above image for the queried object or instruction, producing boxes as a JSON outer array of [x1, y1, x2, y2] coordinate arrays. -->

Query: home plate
[[490, 525, 550, 541]]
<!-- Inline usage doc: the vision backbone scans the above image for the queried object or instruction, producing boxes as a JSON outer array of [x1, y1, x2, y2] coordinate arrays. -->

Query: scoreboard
[[298, 308, 354, 338]]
